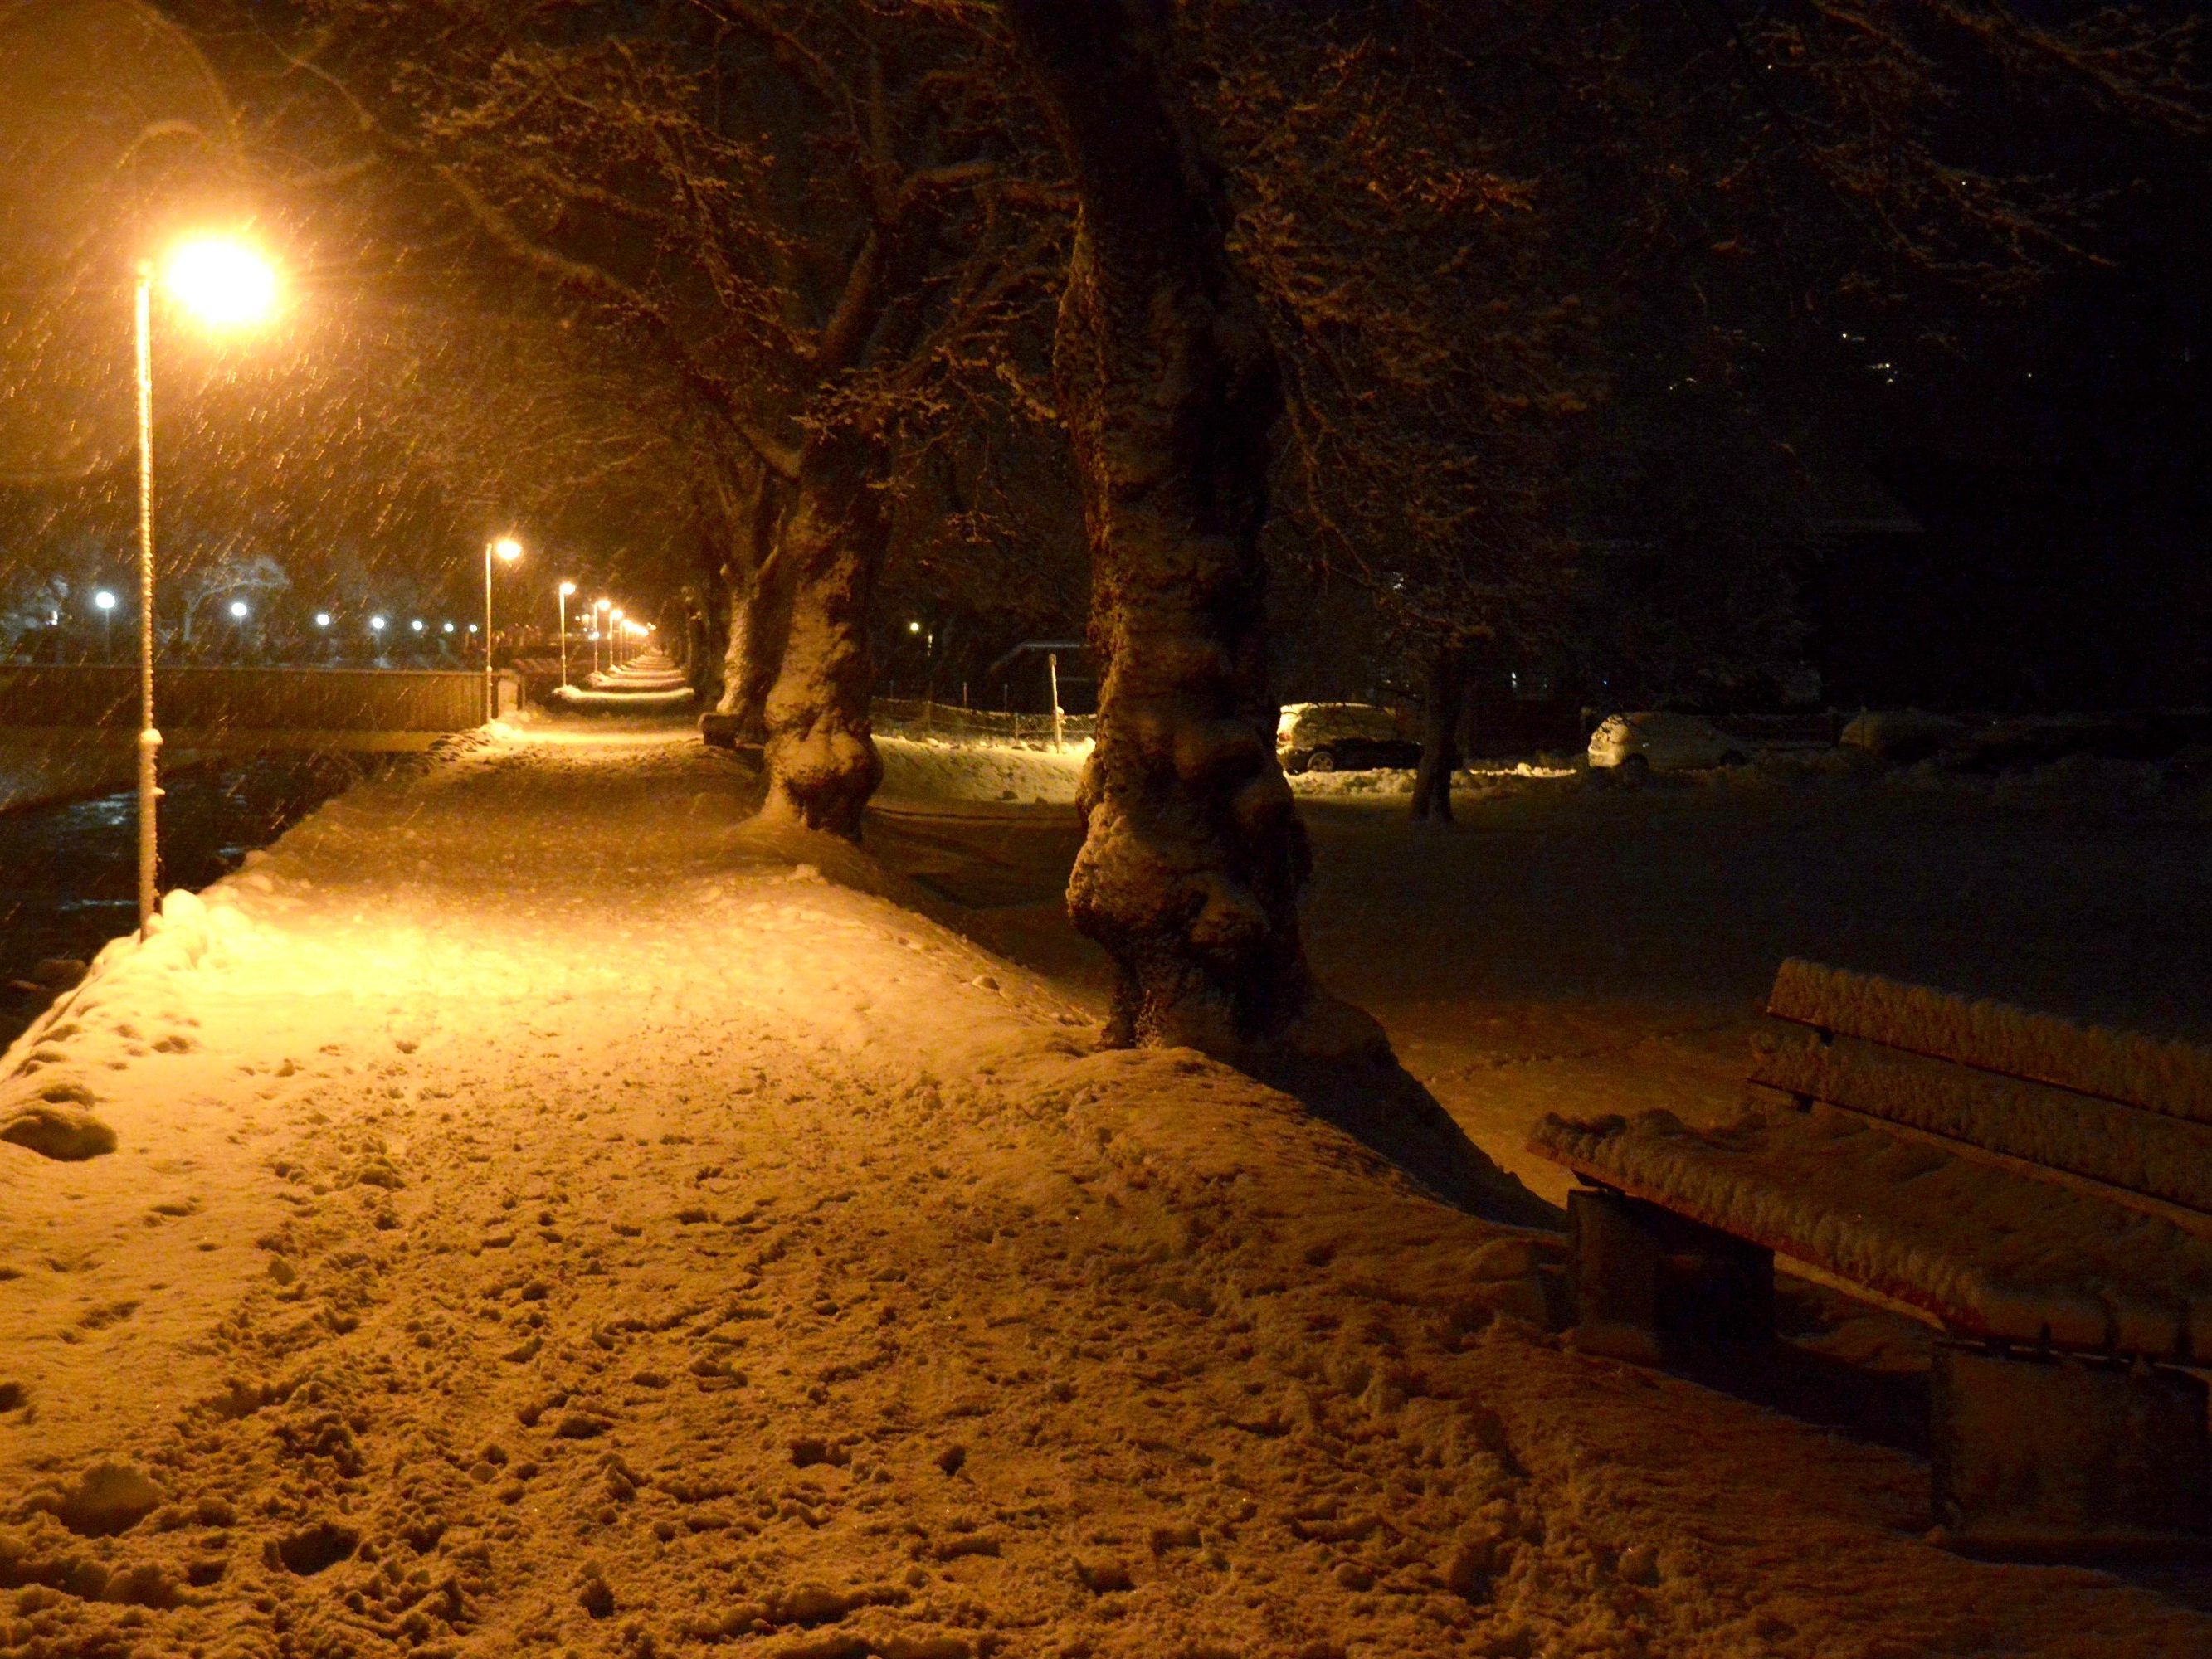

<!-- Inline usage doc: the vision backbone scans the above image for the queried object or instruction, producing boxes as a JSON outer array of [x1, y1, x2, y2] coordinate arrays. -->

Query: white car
[[1587, 712, 1749, 776]]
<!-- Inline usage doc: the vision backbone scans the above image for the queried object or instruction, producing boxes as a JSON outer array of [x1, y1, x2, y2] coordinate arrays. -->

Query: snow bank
[[1289, 761, 1580, 800], [875, 734, 1089, 806], [548, 684, 695, 713]]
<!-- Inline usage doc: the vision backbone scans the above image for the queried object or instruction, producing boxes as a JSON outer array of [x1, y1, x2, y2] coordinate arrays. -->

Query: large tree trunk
[[760, 428, 888, 839], [714, 472, 791, 747], [1411, 642, 1467, 824], [1004, 0, 1358, 1057]]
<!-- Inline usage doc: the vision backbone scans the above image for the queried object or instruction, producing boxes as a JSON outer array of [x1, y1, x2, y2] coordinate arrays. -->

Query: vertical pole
[[558, 589, 568, 689], [482, 542, 495, 722], [1049, 651, 1065, 753], [134, 268, 161, 938]]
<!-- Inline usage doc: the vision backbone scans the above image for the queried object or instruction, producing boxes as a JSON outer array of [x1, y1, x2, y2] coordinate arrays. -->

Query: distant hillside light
[[163, 236, 280, 330]]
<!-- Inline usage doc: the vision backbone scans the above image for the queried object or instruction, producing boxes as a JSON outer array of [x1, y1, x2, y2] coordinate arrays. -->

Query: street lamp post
[[558, 581, 577, 690], [484, 536, 522, 721], [132, 236, 279, 937], [594, 599, 610, 675]]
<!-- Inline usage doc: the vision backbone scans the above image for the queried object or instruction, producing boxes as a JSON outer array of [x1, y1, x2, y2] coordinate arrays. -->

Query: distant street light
[[94, 589, 116, 662], [410, 618, 424, 633], [132, 233, 279, 935], [485, 536, 523, 720], [228, 600, 248, 617], [442, 621, 455, 634], [558, 581, 577, 690], [369, 614, 387, 634], [314, 611, 331, 628]]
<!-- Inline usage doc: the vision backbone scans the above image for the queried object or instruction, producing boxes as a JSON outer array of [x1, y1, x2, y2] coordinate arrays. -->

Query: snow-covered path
[[2, 722, 2206, 1658]]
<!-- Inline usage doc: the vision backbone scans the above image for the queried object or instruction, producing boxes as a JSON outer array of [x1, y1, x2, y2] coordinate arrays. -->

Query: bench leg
[[1932, 1344, 2210, 1554], [1567, 1187, 1774, 1363]]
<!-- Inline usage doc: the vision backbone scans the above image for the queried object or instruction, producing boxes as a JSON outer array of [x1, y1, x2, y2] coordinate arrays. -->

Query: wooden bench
[[1529, 959, 2212, 1557]]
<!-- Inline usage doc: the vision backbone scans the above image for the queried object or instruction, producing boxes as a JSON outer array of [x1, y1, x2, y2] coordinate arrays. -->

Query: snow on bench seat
[[1531, 1102, 2212, 1361]]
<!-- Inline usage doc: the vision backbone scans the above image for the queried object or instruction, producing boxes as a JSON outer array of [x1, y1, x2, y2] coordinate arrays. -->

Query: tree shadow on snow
[[1240, 1046, 1563, 1231]]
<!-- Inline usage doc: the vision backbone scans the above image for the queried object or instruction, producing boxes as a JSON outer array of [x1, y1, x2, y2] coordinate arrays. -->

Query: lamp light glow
[[228, 600, 249, 620], [163, 236, 279, 329], [94, 590, 116, 612], [314, 612, 331, 628], [493, 537, 523, 563], [369, 615, 386, 632], [558, 581, 577, 597]]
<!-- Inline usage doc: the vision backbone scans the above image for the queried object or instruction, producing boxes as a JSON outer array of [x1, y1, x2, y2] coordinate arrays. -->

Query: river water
[[0, 755, 385, 1048]]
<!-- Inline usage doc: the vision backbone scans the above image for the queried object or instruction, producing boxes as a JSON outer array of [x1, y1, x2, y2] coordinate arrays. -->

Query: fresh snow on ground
[[2, 718, 2209, 1657], [875, 736, 1089, 807]]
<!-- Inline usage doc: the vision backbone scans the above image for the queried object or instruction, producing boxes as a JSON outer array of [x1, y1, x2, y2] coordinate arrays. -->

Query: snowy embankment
[[1, 722, 2204, 1658], [870, 736, 1587, 812], [0, 738, 136, 815], [875, 733, 1089, 807]]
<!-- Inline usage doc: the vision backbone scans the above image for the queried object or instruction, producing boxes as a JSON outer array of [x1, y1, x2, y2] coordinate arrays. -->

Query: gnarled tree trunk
[[714, 472, 792, 747], [760, 428, 888, 839], [1411, 642, 1467, 824], [1005, 0, 1360, 1058]]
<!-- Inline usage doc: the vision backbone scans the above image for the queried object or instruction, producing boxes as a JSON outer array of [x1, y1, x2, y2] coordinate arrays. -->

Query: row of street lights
[[127, 231, 646, 935]]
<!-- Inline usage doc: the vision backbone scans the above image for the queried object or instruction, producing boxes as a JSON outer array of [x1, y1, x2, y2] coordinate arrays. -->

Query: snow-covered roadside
[[871, 736, 1589, 813], [2, 722, 2205, 1658], [875, 735, 1089, 808]]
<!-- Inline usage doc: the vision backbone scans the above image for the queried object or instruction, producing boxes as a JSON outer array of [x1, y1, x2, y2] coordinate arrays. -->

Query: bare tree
[[230, 0, 1065, 836]]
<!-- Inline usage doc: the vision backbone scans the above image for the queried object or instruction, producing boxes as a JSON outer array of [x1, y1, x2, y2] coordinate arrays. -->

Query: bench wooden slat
[[1751, 1033, 2212, 1220], [1530, 1106, 2212, 1362], [1766, 960, 2212, 1126]]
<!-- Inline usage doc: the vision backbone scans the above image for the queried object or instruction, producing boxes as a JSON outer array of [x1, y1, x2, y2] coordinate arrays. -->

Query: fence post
[[1048, 653, 1065, 752]]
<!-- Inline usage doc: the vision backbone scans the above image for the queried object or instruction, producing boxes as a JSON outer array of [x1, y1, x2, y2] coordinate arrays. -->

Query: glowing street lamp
[[314, 611, 331, 628], [557, 581, 577, 689], [485, 536, 522, 720], [94, 588, 116, 662], [132, 233, 278, 935]]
